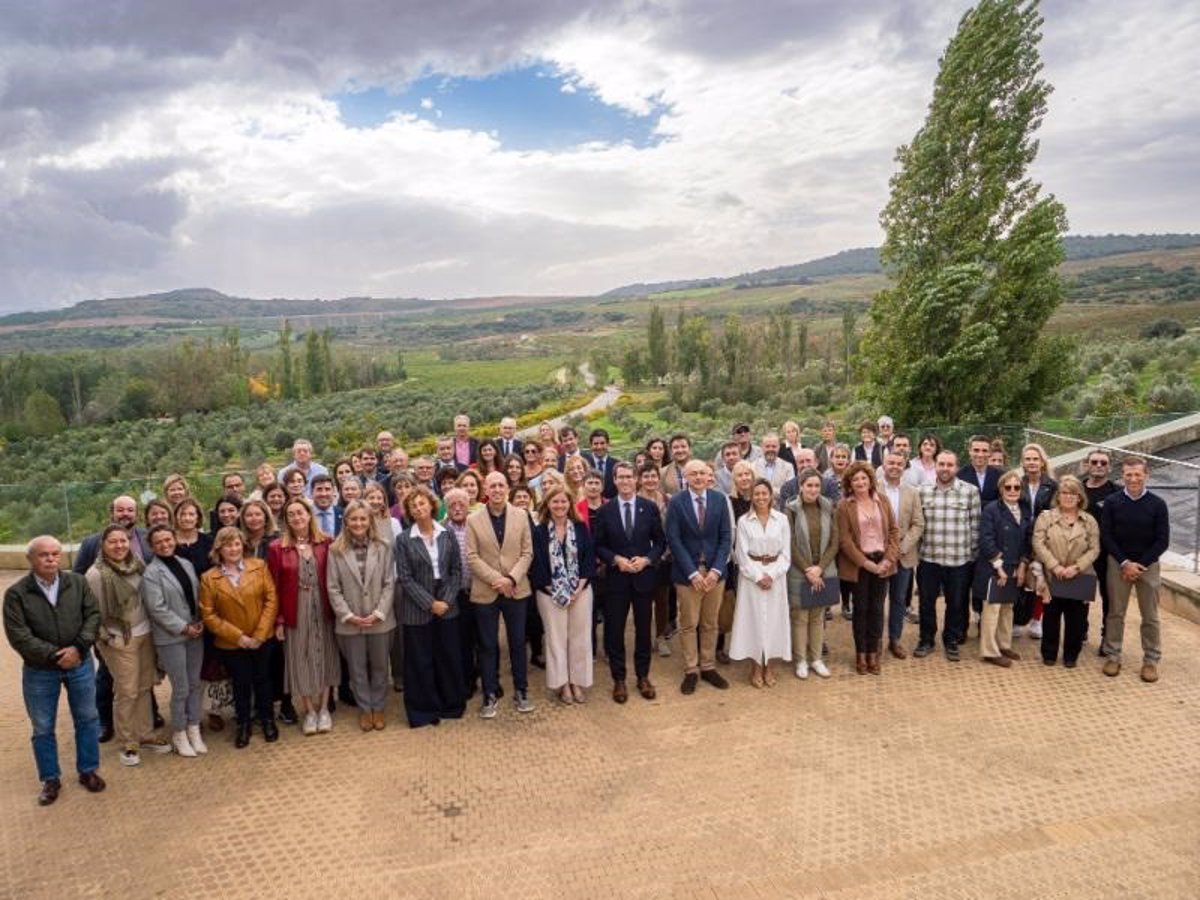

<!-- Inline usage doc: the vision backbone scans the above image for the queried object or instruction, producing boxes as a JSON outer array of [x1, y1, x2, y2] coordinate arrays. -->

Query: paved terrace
[[0, 570, 1196, 900]]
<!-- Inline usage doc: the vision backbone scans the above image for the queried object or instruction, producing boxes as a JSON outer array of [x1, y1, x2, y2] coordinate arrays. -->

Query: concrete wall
[[1046, 412, 1200, 477]]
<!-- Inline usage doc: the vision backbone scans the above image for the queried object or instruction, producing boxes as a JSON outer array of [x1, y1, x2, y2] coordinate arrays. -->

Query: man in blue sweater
[[1099, 456, 1169, 683]]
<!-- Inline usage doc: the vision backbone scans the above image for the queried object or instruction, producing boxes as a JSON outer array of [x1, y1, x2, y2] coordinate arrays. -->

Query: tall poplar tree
[[858, 0, 1071, 423]]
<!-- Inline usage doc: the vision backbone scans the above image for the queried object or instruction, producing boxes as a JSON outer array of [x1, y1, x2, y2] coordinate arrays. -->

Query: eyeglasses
[[1089, 460, 1109, 466], [1001, 484, 1021, 492], [524, 449, 539, 456]]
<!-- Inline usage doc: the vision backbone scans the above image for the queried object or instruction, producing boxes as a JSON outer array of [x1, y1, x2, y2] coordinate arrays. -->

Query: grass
[[402, 350, 571, 389]]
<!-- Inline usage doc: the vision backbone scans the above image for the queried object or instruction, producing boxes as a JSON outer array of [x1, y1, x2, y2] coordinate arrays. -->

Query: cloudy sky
[[1, 0, 1196, 312]]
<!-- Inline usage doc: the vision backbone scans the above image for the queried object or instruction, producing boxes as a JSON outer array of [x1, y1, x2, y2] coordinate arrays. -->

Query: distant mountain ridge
[[600, 233, 1200, 298]]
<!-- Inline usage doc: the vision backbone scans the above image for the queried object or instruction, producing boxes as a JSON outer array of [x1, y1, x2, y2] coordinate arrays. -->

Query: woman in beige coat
[[325, 500, 397, 731], [1032, 476, 1100, 668]]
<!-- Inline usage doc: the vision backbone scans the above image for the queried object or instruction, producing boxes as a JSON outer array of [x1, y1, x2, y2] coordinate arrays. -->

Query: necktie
[[504, 440, 511, 456], [696, 494, 706, 529], [623, 501, 633, 540]]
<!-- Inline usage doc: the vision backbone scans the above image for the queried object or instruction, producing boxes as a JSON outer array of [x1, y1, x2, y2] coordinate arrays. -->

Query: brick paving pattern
[[1, 570, 1196, 900]]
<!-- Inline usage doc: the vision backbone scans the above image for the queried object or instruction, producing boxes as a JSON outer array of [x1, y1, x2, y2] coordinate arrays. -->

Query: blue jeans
[[887, 565, 914, 642], [475, 597, 529, 698], [22, 656, 101, 782], [916, 561, 972, 648]]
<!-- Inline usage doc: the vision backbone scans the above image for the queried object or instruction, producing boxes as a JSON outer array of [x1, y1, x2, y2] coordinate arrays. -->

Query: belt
[[748, 553, 779, 564]]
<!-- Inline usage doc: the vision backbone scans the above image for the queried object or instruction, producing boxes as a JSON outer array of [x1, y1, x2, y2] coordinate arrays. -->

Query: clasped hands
[[615, 555, 650, 574]]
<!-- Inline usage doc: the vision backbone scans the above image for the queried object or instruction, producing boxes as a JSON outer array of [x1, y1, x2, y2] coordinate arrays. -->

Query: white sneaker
[[1028, 619, 1043, 639], [120, 746, 141, 767], [810, 660, 831, 678], [186, 724, 208, 755], [657, 638, 672, 657], [1012, 625, 1023, 639], [317, 709, 333, 733], [302, 713, 317, 736], [171, 731, 197, 758], [141, 737, 173, 755], [794, 661, 809, 680]]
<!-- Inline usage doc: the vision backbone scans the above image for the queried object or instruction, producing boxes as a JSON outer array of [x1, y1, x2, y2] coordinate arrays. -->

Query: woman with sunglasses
[[974, 470, 1031, 667]]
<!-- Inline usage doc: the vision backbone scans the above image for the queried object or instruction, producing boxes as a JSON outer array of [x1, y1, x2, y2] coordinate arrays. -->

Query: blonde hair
[[1020, 442, 1050, 476], [209, 526, 246, 564], [1053, 474, 1089, 511], [330, 500, 384, 555]]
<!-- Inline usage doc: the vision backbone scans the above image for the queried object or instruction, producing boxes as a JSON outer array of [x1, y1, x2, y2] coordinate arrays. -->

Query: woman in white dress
[[730, 479, 792, 687]]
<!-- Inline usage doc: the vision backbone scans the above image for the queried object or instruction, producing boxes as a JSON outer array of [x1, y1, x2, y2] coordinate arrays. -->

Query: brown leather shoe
[[1000, 648, 1021, 661], [207, 713, 225, 732], [38, 778, 61, 806], [612, 681, 628, 703], [1103, 659, 1121, 677], [360, 713, 374, 732], [637, 678, 656, 700], [982, 655, 1012, 668], [855, 653, 867, 675], [1140, 663, 1159, 683], [78, 771, 106, 794], [373, 711, 386, 731], [888, 640, 907, 660], [867, 653, 881, 675]]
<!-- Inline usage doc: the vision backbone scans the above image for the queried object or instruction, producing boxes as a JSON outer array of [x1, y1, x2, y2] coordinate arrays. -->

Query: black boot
[[235, 721, 252, 749], [261, 719, 279, 743]]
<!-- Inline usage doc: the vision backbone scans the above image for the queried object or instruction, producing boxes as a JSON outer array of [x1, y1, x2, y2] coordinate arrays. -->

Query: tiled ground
[[1, 570, 1196, 900]]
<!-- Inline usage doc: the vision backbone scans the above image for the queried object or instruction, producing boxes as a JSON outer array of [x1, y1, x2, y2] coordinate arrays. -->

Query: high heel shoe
[[750, 665, 764, 688]]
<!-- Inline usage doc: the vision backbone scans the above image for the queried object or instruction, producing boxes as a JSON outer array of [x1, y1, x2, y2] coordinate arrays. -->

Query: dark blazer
[[494, 436, 522, 460], [958, 464, 1005, 505], [973, 501, 1032, 600], [395, 527, 463, 625], [1019, 477, 1058, 521], [313, 504, 343, 539], [665, 488, 732, 585], [853, 442, 884, 468], [591, 496, 665, 593], [580, 452, 618, 499], [530, 519, 597, 594], [73, 527, 151, 573]]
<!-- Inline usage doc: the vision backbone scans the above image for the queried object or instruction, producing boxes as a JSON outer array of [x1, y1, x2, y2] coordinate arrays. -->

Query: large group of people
[[3, 413, 1171, 806]]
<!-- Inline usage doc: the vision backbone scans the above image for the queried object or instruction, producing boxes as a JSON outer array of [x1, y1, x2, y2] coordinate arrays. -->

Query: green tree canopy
[[858, 0, 1072, 423]]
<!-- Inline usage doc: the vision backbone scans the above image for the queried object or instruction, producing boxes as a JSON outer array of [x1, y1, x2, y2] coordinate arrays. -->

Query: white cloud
[[0, 0, 1196, 310]]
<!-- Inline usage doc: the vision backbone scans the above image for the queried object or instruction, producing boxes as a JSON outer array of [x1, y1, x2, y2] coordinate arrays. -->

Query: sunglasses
[[1089, 460, 1109, 466], [1001, 484, 1021, 492]]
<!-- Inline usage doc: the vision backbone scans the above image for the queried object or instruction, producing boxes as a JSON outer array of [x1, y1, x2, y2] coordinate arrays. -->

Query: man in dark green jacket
[[3, 535, 107, 806]]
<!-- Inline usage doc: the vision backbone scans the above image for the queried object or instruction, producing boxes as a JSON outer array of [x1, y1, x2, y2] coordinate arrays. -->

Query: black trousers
[[604, 576, 654, 682], [221, 646, 273, 725], [851, 571, 887, 653], [95, 654, 114, 727], [403, 616, 466, 728], [456, 591, 478, 692], [1042, 597, 1089, 664]]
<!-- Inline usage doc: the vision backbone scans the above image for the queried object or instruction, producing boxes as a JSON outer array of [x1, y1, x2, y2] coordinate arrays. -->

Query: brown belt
[[749, 553, 779, 563]]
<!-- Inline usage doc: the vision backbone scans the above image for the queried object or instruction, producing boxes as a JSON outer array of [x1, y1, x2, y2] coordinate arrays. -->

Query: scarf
[[97, 552, 146, 641], [159, 553, 197, 618], [548, 522, 579, 608]]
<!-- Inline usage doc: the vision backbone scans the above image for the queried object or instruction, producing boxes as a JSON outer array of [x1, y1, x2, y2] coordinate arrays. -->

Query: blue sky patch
[[333, 64, 665, 151]]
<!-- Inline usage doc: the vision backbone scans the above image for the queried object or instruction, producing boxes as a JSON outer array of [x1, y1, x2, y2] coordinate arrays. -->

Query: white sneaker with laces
[[657, 638, 671, 657], [794, 660, 809, 680], [317, 709, 333, 732], [1028, 619, 1043, 639], [171, 731, 196, 758], [120, 746, 141, 767], [186, 724, 208, 755], [810, 660, 831, 678], [302, 712, 317, 736]]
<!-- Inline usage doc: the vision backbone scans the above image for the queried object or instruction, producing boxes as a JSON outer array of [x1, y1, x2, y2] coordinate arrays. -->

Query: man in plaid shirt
[[913, 450, 981, 661]]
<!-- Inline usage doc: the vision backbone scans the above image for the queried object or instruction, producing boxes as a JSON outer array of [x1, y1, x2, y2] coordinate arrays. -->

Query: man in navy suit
[[592, 462, 666, 702], [958, 435, 1004, 504], [959, 434, 1005, 624], [310, 475, 343, 537], [581, 428, 618, 499], [494, 416, 523, 460], [665, 460, 732, 694]]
